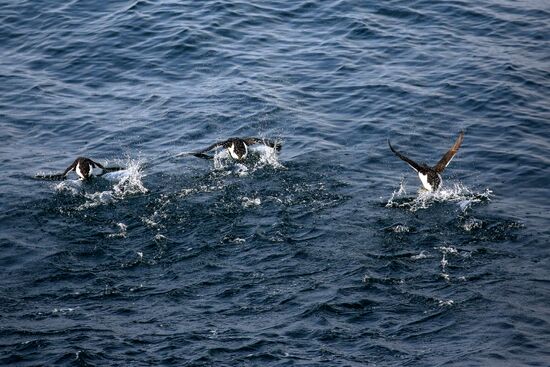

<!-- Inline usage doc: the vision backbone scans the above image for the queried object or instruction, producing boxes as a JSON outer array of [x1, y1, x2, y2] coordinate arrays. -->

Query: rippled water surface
[[1, 1, 549, 365]]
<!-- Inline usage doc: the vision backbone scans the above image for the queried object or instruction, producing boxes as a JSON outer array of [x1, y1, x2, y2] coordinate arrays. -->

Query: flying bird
[[388, 131, 464, 191]]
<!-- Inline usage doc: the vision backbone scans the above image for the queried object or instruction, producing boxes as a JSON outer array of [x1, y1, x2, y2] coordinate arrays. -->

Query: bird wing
[[89, 159, 105, 170], [188, 152, 215, 160], [434, 131, 464, 173], [243, 137, 282, 151], [101, 166, 124, 173], [388, 140, 425, 173], [34, 173, 68, 180], [35, 159, 77, 180], [88, 159, 126, 176], [96, 166, 125, 176], [62, 159, 79, 177], [190, 140, 229, 159]]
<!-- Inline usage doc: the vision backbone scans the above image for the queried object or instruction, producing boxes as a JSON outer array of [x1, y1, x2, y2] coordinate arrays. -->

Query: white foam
[[54, 179, 82, 194], [142, 217, 159, 228], [411, 251, 428, 260], [224, 237, 246, 244], [213, 149, 230, 170], [386, 178, 407, 205], [234, 163, 249, 176], [211, 141, 284, 172], [111, 159, 148, 196], [108, 222, 128, 238], [440, 254, 448, 269], [154, 234, 166, 241], [386, 182, 492, 212], [81, 191, 116, 209], [55, 158, 148, 210], [436, 246, 458, 255], [252, 144, 284, 169], [462, 217, 483, 231], [392, 224, 410, 233], [178, 183, 227, 198], [241, 196, 261, 207]]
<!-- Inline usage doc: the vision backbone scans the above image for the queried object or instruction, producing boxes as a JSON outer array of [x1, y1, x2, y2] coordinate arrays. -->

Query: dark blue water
[[1, 1, 549, 365]]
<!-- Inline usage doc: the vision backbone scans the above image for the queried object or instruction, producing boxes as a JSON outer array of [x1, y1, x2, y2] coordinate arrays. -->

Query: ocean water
[[1, 0, 549, 365]]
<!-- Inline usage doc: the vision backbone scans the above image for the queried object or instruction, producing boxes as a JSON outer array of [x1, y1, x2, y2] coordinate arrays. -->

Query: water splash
[[241, 196, 261, 208], [107, 223, 128, 238], [53, 158, 148, 210], [213, 149, 230, 170], [411, 251, 429, 260], [211, 143, 284, 172], [253, 144, 284, 170], [386, 177, 407, 204], [438, 299, 454, 307], [54, 179, 82, 195], [80, 191, 117, 209], [462, 217, 484, 232], [107, 159, 149, 196], [384, 223, 411, 233], [386, 182, 492, 212], [234, 163, 249, 176], [178, 182, 227, 198]]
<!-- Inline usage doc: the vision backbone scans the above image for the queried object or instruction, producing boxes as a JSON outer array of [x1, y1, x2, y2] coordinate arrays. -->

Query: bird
[[388, 131, 464, 191], [35, 157, 124, 180], [190, 137, 282, 161]]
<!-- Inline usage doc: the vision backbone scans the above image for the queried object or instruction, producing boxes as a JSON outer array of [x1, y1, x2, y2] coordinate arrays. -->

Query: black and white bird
[[36, 157, 124, 181], [190, 137, 282, 161], [388, 131, 464, 191]]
